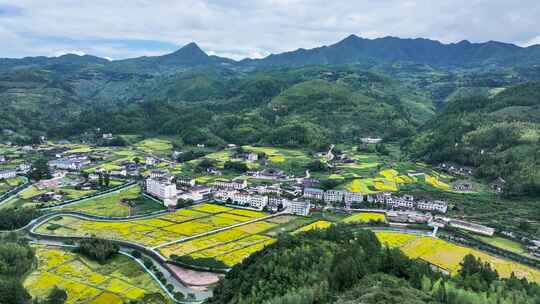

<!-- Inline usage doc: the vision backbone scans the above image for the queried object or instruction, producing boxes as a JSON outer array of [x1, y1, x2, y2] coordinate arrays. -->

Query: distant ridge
[[1, 35, 540, 72]]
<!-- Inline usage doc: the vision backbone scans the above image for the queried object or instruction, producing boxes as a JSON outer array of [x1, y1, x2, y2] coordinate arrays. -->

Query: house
[[344, 191, 364, 204], [179, 186, 212, 202], [491, 177, 506, 193], [177, 176, 196, 187], [110, 170, 127, 177], [303, 188, 324, 201], [88, 173, 99, 180], [0, 155, 5, 163], [214, 179, 248, 190], [238, 152, 258, 162], [206, 167, 222, 175], [360, 137, 382, 144], [149, 169, 168, 179], [102, 133, 113, 140], [145, 177, 178, 207], [387, 211, 432, 223], [300, 178, 320, 188], [283, 199, 311, 216], [19, 163, 31, 173], [416, 200, 448, 213], [172, 151, 182, 160], [145, 157, 158, 166], [0, 169, 17, 180], [48, 157, 90, 171], [453, 181, 474, 192], [324, 190, 345, 203], [226, 192, 269, 210]]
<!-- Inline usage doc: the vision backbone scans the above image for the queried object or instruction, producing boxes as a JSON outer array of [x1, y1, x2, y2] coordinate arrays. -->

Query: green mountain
[[242, 35, 540, 69], [408, 82, 540, 195]]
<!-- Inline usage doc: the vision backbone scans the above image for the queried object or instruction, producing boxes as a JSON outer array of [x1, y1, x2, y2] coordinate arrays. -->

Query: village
[[1, 134, 539, 303]]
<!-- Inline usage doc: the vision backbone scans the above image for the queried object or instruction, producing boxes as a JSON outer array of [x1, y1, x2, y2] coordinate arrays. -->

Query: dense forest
[[207, 224, 540, 304]]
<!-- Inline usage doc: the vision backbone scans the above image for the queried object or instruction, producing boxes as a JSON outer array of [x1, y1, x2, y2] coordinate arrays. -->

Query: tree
[[104, 173, 110, 187], [45, 286, 67, 304], [77, 238, 119, 263], [133, 157, 141, 164], [0, 278, 31, 304], [30, 157, 51, 181]]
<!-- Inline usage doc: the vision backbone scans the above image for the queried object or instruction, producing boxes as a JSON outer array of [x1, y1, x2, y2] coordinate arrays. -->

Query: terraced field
[[374, 232, 540, 282], [25, 246, 169, 304]]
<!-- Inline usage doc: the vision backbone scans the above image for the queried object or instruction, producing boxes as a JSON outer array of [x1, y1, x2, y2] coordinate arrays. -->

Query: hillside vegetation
[[408, 82, 540, 196]]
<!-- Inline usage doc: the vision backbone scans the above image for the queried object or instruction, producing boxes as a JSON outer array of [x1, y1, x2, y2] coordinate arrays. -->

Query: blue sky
[[0, 0, 539, 60]]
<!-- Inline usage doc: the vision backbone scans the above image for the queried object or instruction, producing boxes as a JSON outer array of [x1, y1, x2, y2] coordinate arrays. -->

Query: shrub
[[76, 238, 119, 263]]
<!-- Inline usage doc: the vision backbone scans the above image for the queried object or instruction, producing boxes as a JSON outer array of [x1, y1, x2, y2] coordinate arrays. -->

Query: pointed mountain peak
[[168, 42, 208, 58]]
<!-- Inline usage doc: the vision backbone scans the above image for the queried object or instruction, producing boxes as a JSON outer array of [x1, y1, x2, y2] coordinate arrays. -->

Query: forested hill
[[206, 224, 540, 304], [0, 65, 434, 148], [408, 82, 540, 195]]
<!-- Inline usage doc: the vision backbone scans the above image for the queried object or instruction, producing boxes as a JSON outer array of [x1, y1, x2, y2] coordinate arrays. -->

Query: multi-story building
[[145, 177, 178, 207], [149, 169, 168, 179], [283, 199, 311, 216], [303, 188, 324, 201], [344, 191, 364, 204], [214, 180, 248, 190], [324, 190, 345, 203], [0, 169, 17, 180], [48, 157, 90, 171], [417, 200, 448, 213], [179, 186, 212, 202], [177, 176, 196, 187]]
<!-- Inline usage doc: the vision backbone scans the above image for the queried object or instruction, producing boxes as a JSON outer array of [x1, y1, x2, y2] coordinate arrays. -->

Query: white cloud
[[0, 0, 539, 60]]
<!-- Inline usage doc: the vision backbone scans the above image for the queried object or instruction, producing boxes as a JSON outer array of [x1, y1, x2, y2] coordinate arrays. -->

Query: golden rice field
[[374, 232, 540, 282], [36, 204, 269, 248], [24, 246, 168, 304], [343, 212, 386, 223], [294, 220, 332, 233], [135, 138, 172, 154]]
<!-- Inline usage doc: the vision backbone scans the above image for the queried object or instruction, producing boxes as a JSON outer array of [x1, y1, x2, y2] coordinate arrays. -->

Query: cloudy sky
[[0, 0, 539, 60]]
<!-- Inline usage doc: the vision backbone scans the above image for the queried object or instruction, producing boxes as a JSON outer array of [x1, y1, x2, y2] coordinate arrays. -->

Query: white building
[[145, 157, 158, 166], [303, 188, 324, 200], [344, 192, 364, 204], [0, 169, 17, 180], [0, 155, 5, 163], [324, 190, 345, 203], [214, 180, 248, 190], [19, 163, 31, 173], [48, 158, 89, 171], [417, 200, 448, 213], [102, 133, 113, 139], [110, 170, 127, 177], [360, 137, 382, 144], [283, 199, 311, 216], [448, 219, 494, 236], [177, 176, 196, 187], [179, 186, 212, 202], [146, 178, 178, 207]]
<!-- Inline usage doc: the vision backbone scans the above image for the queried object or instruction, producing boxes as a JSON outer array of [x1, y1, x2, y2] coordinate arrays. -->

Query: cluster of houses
[[303, 188, 364, 205], [0, 163, 31, 180], [144, 172, 311, 216], [48, 155, 91, 171], [437, 163, 474, 176], [369, 192, 449, 213]]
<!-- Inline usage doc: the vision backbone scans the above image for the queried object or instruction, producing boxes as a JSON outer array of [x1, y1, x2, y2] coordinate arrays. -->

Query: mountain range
[[2, 35, 540, 73]]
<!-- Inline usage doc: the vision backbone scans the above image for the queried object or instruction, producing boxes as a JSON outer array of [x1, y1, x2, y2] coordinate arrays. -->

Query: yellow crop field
[[294, 220, 332, 233], [159, 229, 248, 257], [380, 169, 399, 178], [216, 239, 276, 266], [36, 205, 268, 248], [425, 174, 451, 190], [24, 246, 168, 304], [375, 231, 420, 247], [346, 179, 377, 194], [373, 179, 398, 191], [191, 203, 232, 214], [234, 221, 277, 234], [190, 235, 273, 259], [379, 234, 540, 283], [343, 212, 386, 223], [227, 208, 267, 218]]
